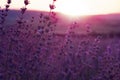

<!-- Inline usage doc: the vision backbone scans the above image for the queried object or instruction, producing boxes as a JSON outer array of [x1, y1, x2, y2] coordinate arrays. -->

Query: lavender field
[[0, 0, 120, 80]]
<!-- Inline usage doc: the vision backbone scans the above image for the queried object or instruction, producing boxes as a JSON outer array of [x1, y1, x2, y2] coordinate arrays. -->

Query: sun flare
[[55, 0, 120, 16], [56, 0, 92, 16]]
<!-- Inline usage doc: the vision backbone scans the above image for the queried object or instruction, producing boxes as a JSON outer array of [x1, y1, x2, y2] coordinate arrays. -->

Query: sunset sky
[[0, 0, 120, 16]]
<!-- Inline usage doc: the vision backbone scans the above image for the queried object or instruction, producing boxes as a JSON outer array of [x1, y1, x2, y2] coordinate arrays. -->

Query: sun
[[56, 0, 92, 16]]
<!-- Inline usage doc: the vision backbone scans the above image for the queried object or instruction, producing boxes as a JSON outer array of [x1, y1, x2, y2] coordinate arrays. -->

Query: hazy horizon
[[3, 10, 120, 34]]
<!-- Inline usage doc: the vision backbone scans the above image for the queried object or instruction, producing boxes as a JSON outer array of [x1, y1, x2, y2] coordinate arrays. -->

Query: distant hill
[[2, 10, 120, 34]]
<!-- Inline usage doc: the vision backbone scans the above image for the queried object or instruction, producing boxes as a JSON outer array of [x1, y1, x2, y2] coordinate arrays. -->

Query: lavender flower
[[7, 0, 11, 4], [24, 0, 29, 6], [49, 4, 55, 10], [21, 7, 27, 14]]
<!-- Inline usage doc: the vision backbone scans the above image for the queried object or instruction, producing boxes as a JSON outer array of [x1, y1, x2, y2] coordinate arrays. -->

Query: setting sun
[[55, 0, 91, 16], [55, 0, 120, 16]]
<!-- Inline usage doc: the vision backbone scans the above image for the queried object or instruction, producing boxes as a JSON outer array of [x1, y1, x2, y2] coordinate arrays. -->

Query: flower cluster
[[0, 0, 120, 80]]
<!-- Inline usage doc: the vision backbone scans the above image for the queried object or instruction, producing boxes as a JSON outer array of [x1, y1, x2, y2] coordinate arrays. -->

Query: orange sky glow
[[0, 0, 120, 16]]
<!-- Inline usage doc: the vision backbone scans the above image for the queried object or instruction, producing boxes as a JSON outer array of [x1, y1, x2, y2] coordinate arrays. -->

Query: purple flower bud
[[49, 4, 55, 10], [7, 0, 11, 4], [24, 0, 29, 5], [53, 0, 56, 1], [21, 7, 27, 14], [5, 4, 9, 9]]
